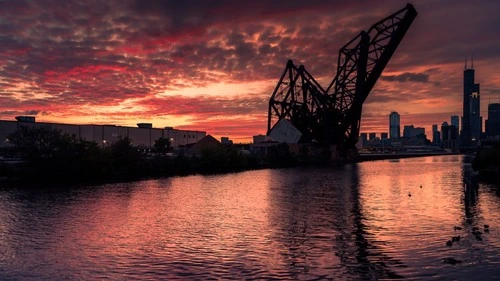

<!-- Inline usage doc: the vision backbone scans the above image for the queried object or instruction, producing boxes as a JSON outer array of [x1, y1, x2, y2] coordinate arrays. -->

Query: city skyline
[[1, 0, 500, 142]]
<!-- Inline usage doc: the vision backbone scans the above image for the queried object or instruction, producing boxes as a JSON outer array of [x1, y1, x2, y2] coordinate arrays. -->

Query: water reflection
[[0, 155, 499, 280], [463, 160, 479, 227], [343, 164, 405, 279]]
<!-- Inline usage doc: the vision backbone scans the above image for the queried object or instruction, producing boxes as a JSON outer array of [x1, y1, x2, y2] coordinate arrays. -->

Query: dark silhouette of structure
[[441, 122, 458, 151], [485, 103, 500, 137], [389, 112, 401, 140], [267, 4, 417, 158], [461, 58, 481, 147]]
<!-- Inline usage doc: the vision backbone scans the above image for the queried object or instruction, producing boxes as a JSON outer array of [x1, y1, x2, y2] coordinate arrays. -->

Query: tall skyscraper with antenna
[[461, 57, 481, 148]]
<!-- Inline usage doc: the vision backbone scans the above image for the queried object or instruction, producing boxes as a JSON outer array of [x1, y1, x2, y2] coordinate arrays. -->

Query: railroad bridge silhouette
[[267, 4, 417, 159]]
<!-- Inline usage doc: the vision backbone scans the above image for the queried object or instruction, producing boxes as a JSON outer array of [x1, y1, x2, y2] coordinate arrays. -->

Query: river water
[[0, 155, 499, 280]]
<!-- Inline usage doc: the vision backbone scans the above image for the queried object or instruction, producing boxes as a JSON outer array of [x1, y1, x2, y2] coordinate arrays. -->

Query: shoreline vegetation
[[2, 126, 497, 186], [0, 126, 307, 186], [472, 143, 500, 183]]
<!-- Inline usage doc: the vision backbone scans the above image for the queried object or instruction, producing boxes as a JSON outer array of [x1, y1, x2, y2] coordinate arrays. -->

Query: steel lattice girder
[[267, 60, 329, 142], [267, 4, 417, 150]]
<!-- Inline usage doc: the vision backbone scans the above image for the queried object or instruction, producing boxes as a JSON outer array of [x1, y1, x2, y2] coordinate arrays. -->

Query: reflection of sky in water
[[0, 155, 499, 280]]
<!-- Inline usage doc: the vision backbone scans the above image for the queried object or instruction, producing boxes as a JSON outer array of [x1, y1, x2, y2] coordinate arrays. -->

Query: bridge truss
[[267, 4, 417, 157]]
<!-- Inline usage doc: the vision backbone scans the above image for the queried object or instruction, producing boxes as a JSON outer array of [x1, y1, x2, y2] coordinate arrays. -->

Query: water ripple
[[0, 155, 499, 280]]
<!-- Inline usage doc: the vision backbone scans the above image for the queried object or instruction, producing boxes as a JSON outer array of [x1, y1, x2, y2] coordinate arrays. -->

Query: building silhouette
[[360, 133, 368, 147], [461, 58, 481, 147], [0, 117, 206, 149], [389, 111, 400, 139], [403, 125, 425, 138], [402, 125, 426, 145], [442, 121, 458, 151], [451, 115, 459, 132], [485, 103, 500, 137], [432, 124, 440, 145]]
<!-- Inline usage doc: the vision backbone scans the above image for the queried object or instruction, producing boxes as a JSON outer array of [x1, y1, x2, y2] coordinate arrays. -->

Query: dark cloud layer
[[381, 72, 429, 83], [1, 0, 499, 139]]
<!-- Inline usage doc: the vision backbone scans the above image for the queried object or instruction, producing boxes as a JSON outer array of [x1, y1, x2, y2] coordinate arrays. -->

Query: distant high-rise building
[[451, 115, 459, 132], [485, 103, 500, 137], [403, 125, 413, 138], [441, 122, 449, 140], [461, 58, 481, 147], [403, 125, 425, 138], [369, 133, 376, 140], [360, 133, 368, 146], [389, 112, 400, 139], [381, 132, 388, 139], [471, 93, 482, 141], [402, 125, 426, 145], [432, 124, 440, 144], [442, 122, 458, 150]]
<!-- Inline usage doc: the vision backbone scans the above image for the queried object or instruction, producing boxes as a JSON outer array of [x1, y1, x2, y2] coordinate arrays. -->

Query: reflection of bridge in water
[[267, 4, 417, 160], [335, 164, 407, 279], [268, 164, 408, 279]]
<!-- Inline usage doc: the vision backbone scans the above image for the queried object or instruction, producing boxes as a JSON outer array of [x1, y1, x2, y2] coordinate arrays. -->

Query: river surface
[[0, 155, 499, 280]]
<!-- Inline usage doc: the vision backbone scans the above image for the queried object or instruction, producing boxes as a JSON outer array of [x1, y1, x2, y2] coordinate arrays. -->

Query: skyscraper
[[461, 58, 481, 147], [432, 124, 440, 144], [389, 111, 400, 139], [442, 121, 458, 151], [451, 115, 459, 132], [485, 103, 500, 137]]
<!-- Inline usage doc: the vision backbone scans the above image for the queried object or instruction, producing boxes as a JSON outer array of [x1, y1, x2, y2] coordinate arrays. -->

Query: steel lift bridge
[[267, 4, 417, 159]]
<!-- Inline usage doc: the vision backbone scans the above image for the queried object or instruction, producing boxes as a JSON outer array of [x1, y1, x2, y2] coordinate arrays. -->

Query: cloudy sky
[[1, 0, 499, 141]]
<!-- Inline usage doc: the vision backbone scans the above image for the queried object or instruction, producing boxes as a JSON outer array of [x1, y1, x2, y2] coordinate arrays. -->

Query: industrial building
[[0, 117, 206, 149]]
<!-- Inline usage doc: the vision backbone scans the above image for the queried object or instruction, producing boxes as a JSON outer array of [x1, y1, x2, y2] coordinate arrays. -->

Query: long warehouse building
[[0, 117, 206, 149]]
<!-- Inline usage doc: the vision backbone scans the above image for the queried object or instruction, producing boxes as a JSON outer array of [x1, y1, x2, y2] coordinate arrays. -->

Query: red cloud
[[0, 0, 499, 143]]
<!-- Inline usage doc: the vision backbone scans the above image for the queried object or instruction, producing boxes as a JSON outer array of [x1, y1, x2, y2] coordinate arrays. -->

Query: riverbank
[[2, 151, 460, 187], [0, 124, 471, 186], [358, 151, 458, 162], [472, 144, 500, 183]]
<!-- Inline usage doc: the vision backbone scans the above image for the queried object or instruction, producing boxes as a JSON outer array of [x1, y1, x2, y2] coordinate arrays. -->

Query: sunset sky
[[1, 0, 499, 142]]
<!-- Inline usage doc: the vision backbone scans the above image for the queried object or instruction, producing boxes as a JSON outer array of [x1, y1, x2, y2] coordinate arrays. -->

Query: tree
[[8, 125, 71, 162], [109, 137, 142, 177], [7, 125, 115, 181], [154, 137, 171, 153]]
